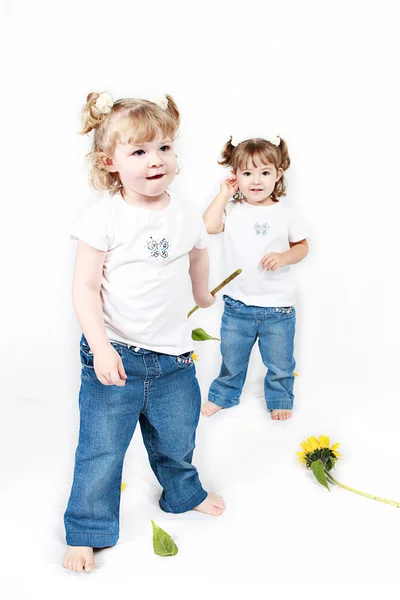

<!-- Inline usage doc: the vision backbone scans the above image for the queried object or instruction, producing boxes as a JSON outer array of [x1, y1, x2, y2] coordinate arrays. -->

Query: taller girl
[[64, 92, 224, 573], [202, 135, 308, 420]]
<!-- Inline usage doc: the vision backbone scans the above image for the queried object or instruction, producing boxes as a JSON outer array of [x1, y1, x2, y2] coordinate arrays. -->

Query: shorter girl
[[202, 135, 308, 420], [64, 92, 225, 573]]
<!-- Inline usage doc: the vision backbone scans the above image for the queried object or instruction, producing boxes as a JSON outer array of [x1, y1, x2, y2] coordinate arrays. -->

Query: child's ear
[[100, 152, 118, 173], [276, 167, 284, 181]]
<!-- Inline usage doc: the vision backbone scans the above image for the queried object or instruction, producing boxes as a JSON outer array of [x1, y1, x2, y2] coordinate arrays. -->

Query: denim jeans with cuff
[[64, 336, 207, 548], [208, 295, 296, 411]]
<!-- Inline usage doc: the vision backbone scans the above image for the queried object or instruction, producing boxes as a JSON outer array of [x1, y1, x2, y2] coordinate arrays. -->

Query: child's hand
[[260, 252, 288, 271], [220, 177, 239, 199], [93, 345, 127, 386], [194, 292, 216, 309]]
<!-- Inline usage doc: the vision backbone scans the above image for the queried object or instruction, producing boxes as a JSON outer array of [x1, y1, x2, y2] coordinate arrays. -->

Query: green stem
[[324, 470, 400, 508], [187, 269, 242, 318]]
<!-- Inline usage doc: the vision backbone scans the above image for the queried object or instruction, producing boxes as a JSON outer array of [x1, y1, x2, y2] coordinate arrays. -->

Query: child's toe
[[76, 557, 84, 572], [85, 560, 95, 572]]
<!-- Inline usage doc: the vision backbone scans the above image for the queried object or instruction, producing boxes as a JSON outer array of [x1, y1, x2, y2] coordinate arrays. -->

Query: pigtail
[[278, 138, 290, 171], [218, 137, 236, 167], [79, 92, 109, 135], [164, 95, 180, 130], [271, 137, 290, 201]]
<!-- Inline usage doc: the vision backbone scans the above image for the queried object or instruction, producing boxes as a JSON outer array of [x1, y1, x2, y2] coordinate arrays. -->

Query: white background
[[1, 0, 400, 598]]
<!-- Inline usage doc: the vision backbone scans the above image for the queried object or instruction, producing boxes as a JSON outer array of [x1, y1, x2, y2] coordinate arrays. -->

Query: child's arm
[[284, 239, 309, 265], [189, 247, 216, 308], [73, 240, 127, 386], [203, 177, 238, 234], [260, 239, 308, 271]]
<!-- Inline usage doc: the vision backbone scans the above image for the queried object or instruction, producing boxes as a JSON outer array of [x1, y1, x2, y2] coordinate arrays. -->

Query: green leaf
[[325, 458, 334, 472], [191, 328, 221, 342], [151, 520, 178, 557], [311, 459, 330, 491]]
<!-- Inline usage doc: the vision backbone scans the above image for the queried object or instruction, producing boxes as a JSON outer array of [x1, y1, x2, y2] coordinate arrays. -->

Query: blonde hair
[[79, 92, 180, 195], [219, 137, 290, 202]]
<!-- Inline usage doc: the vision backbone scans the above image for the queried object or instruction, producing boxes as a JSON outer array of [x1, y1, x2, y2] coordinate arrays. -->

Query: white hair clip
[[153, 93, 169, 111], [230, 134, 281, 147], [95, 92, 114, 114], [230, 137, 242, 147], [266, 135, 281, 146]]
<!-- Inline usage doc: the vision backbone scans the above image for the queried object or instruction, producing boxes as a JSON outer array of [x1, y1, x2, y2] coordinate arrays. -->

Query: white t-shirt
[[221, 200, 308, 307], [71, 191, 208, 355]]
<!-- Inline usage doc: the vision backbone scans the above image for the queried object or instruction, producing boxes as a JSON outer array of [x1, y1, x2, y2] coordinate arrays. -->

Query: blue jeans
[[64, 336, 207, 548], [208, 296, 296, 411]]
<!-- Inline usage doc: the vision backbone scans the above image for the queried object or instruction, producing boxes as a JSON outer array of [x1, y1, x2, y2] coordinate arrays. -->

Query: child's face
[[235, 159, 283, 204], [107, 132, 177, 198]]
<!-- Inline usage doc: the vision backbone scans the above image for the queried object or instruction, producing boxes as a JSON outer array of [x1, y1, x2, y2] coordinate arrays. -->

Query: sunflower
[[297, 435, 400, 508], [192, 353, 199, 362], [296, 435, 341, 471]]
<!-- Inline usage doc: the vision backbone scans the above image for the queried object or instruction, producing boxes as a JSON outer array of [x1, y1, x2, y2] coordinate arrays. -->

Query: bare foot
[[63, 546, 95, 572], [194, 493, 226, 516], [271, 409, 292, 420], [201, 401, 223, 417]]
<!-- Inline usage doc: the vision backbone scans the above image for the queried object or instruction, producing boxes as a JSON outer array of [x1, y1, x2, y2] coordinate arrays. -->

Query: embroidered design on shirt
[[146, 237, 170, 259], [158, 238, 170, 259], [254, 222, 270, 236]]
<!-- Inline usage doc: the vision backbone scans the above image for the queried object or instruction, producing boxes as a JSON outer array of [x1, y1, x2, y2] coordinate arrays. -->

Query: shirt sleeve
[[194, 216, 209, 249], [288, 207, 309, 242], [221, 200, 234, 224], [70, 201, 109, 251]]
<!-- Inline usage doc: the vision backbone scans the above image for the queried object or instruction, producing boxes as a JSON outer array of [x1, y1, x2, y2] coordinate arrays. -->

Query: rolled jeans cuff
[[66, 532, 119, 548], [267, 398, 293, 410], [159, 487, 208, 514], [207, 394, 240, 409]]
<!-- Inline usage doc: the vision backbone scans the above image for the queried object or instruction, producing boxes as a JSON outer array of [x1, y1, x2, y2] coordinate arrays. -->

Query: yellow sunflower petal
[[300, 441, 312, 453], [319, 435, 331, 448], [121, 482, 127, 492], [331, 442, 341, 451], [192, 353, 199, 362], [296, 451, 306, 463], [308, 436, 320, 451]]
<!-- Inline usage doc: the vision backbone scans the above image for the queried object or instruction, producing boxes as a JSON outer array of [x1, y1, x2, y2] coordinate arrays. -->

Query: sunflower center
[[305, 448, 337, 471]]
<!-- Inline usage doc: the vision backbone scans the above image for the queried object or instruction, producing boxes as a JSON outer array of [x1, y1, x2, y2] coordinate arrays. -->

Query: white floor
[[2, 369, 400, 599]]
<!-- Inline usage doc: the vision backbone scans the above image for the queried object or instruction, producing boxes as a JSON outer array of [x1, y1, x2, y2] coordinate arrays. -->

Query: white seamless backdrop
[[1, 0, 400, 598]]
